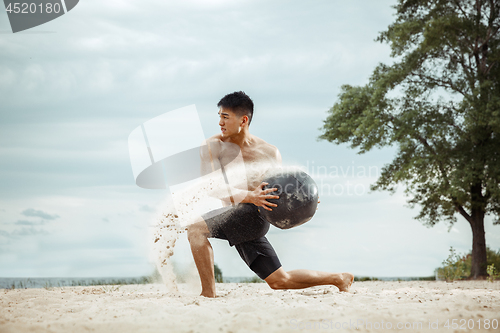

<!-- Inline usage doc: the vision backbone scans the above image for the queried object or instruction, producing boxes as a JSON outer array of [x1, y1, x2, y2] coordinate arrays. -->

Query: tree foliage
[[320, 0, 500, 278]]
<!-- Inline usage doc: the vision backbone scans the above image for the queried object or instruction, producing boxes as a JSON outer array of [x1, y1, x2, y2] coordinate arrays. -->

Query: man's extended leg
[[264, 267, 354, 292], [187, 220, 216, 297]]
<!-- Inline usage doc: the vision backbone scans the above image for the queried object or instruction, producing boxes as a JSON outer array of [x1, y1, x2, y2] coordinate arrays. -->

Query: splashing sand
[[150, 170, 240, 290], [149, 161, 282, 290]]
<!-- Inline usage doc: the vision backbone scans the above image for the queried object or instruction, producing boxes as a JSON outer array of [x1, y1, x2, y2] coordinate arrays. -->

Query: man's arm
[[199, 139, 279, 210], [199, 138, 242, 205], [200, 138, 220, 176]]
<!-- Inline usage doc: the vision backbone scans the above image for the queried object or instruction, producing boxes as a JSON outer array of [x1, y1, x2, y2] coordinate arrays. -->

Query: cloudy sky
[[1, 0, 498, 279]]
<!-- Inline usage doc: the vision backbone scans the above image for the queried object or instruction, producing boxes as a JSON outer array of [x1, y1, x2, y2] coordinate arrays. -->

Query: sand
[[1, 281, 499, 333]]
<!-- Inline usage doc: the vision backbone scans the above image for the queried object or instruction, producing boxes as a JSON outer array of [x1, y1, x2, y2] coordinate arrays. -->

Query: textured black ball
[[258, 170, 318, 229]]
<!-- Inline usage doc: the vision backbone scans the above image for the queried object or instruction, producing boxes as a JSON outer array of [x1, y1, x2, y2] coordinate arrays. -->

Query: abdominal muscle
[[215, 138, 280, 204]]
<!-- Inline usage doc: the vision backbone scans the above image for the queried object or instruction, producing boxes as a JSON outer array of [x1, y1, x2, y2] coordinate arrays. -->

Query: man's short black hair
[[217, 91, 254, 126]]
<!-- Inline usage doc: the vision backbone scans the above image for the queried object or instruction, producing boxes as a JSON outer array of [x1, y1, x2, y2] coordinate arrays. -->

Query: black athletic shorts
[[202, 203, 282, 280]]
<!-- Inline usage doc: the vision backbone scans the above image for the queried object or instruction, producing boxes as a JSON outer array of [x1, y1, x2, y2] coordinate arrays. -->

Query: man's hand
[[248, 182, 279, 211]]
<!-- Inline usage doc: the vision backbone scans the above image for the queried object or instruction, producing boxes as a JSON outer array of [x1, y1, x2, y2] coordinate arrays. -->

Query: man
[[187, 91, 353, 297]]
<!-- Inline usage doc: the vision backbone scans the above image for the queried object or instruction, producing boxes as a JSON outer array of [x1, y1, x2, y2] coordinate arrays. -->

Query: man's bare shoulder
[[252, 135, 275, 149], [200, 134, 223, 160], [205, 134, 223, 143], [252, 136, 281, 159]]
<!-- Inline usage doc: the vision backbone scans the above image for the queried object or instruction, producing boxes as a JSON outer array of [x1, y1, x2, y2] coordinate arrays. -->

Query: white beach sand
[[1, 281, 499, 333]]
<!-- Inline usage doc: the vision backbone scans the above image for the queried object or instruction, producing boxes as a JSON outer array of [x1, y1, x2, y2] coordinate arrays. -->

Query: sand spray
[[149, 170, 237, 291], [149, 160, 277, 290]]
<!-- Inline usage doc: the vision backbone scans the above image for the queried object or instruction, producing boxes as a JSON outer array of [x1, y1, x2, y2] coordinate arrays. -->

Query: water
[[0, 276, 153, 289], [0, 276, 262, 289]]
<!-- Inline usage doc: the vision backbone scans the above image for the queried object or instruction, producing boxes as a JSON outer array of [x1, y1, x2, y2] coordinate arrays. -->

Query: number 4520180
[[444, 319, 498, 330], [6, 3, 62, 14]]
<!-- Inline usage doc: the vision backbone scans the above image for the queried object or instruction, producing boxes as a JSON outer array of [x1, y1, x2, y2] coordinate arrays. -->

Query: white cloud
[[21, 208, 60, 220]]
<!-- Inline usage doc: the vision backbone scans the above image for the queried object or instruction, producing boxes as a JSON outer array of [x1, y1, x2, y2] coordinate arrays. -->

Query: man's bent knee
[[265, 269, 290, 290], [187, 221, 210, 245], [267, 277, 289, 290]]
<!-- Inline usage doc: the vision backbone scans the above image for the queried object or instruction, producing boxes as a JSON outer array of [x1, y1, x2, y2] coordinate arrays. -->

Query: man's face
[[218, 107, 245, 137]]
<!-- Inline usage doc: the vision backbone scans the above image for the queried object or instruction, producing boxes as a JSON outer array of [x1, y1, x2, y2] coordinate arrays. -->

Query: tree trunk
[[469, 209, 488, 279]]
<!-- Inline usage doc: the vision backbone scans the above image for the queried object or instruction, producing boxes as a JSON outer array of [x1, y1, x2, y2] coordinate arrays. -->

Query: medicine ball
[[258, 169, 318, 229]]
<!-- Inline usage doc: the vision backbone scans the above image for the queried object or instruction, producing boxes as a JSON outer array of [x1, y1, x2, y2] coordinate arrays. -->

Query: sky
[[1, 0, 499, 279]]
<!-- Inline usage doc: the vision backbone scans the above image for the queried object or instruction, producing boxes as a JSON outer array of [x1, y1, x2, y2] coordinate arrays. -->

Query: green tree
[[319, 0, 500, 278]]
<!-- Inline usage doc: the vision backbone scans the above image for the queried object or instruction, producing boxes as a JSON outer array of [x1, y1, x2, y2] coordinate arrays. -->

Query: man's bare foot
[[200, 290, 216, 298], [337, 273, 354, 292]]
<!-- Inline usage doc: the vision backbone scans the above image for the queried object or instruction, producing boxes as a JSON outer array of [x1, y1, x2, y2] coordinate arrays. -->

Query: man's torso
[[208, 134, 280, 191]]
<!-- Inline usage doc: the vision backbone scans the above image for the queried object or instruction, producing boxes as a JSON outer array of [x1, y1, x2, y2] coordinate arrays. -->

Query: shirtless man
[[187, 91, 354, 297]]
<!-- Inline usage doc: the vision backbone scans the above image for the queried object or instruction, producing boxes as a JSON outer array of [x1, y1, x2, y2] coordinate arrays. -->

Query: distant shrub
[[487, 248, 500, 271], [417, 276, 436, 281], [435, 246, 500, 281], [354, 276, 379, 282], [487, 264, 500, 282], [214, 263, 224, 283]]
